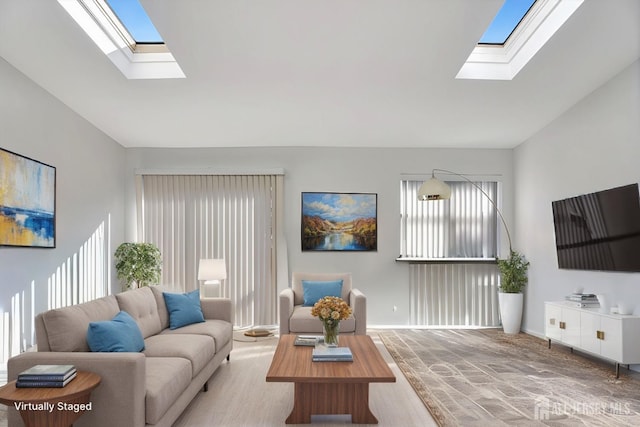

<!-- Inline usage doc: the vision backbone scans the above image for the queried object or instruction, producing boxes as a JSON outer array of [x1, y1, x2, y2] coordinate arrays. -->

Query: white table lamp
[[197, 259, 227, 297]]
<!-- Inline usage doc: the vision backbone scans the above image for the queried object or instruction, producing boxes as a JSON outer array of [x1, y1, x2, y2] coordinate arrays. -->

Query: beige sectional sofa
[[7, 285, 233, 427]]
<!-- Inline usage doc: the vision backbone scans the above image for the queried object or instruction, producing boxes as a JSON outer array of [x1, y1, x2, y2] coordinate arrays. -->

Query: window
[[479, 0, 537, 45], [137, 174, 284, 328], [399, 180, 499, 259], [457, 0, 584, 80], [57, 0, 184, 79], [104, 0, 163, 44], [400, 179, 502, 327]]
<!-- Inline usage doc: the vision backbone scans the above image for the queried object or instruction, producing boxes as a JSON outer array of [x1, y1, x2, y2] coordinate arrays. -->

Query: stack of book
[[565, 293, 600, 308], [312, 346, 353, 362], [16, 364, 77, 388]]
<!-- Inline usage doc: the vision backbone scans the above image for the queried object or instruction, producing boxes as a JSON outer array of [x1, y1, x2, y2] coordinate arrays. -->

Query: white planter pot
[[498, 292, 523, 334]]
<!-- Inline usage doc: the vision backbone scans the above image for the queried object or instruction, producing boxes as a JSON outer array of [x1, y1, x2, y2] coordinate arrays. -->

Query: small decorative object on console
[[565, 293, 600, 308]]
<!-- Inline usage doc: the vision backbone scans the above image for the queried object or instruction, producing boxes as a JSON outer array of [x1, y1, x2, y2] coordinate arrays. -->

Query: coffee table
[[266, 335, 395, 424]]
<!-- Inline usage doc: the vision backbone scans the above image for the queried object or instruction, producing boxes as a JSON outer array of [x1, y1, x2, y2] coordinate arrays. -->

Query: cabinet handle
[[559, 321, 566, 329], [550, 318, 556, 326], [596, 330, 605, 340]]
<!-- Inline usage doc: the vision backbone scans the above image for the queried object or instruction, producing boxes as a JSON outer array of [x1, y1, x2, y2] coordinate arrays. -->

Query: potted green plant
[[114, 242, 162, 290], [497, 250, 530, 334]]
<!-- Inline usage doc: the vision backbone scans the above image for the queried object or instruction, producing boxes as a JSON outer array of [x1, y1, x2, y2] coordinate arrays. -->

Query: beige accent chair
[[279, 272, 366, 336]]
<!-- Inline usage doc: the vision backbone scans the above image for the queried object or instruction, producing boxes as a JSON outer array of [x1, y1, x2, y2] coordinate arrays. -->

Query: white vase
[[596, 294, 609, 314], [498, 292, 523, 334], [617, 301, 635, 315]]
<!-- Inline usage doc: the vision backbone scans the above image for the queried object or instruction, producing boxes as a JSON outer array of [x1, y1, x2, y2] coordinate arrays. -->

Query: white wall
[[515, 59, 640, 336], [126, 146, 513, 325], [0, 58, 126, 357]]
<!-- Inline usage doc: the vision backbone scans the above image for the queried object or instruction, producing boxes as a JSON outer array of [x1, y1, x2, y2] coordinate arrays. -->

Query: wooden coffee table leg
[[286, 383, 313, 424], [349, 383, 378, 424], [286, 382, 378, 424]]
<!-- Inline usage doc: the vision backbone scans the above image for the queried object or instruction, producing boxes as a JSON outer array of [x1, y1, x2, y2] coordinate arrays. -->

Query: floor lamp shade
[[417, 176, 452, 200]]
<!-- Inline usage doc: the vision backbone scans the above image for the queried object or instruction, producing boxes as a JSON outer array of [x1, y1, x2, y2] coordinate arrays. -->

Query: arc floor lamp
[[417, 168, 512, 253]]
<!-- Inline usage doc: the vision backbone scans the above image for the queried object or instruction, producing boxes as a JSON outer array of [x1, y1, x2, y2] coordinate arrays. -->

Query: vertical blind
[[409, 263, 500, 326], [400, 180, 499, 258], [138, 174, 283, 328], [400, 179, 501, 326]]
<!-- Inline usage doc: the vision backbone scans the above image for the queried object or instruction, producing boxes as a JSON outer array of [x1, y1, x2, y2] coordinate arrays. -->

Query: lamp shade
[[197, 259, 227, 282], [417, 177, 452, 201]]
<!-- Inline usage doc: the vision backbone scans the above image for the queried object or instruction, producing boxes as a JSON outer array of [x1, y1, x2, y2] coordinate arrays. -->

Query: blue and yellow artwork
[[0, 148, 55, 247]]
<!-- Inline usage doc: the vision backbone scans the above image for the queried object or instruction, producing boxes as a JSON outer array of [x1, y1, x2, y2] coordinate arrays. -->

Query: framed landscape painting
[[0, 148, 56, 248], [301, 192, 377, 251]]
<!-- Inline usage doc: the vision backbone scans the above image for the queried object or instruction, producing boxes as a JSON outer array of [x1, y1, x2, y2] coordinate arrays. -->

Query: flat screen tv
[[552, 183, 640, 272]]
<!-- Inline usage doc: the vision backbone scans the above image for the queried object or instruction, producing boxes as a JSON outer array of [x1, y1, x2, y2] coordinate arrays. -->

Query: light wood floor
[[173, 331, 437, 426]]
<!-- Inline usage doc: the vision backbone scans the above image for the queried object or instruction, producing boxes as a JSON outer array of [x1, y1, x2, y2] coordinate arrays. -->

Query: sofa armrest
[[201, 297, 233, 322], [279, 288, 295, 335], [8, 351, 146, 427], [350, 288, 367, 335]]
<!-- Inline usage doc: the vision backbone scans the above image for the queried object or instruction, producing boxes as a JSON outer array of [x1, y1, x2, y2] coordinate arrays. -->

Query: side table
[[0, 371, 100, 427]]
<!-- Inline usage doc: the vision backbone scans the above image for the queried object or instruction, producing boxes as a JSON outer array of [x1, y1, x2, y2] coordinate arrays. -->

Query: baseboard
[[368, 324, 501, 330]]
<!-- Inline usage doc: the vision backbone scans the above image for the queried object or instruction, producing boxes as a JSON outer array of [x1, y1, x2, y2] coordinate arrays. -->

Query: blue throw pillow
[[302, 279, 343, 306], [87, 311, 145, 352], [163, 289, 205, 329]]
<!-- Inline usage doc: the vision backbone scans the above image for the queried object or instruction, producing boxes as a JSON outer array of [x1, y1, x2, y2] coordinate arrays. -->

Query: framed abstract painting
[[301, 192, 377, 251], [0, 148, 56, 248]]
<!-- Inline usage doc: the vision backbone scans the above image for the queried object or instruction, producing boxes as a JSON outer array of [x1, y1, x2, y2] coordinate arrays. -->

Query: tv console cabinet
[[544, 301, 640, 378]]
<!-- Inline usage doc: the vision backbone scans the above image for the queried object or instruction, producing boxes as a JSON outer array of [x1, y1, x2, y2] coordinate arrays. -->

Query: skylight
[[479, 0, 537, 45], [104, 0, 163, 44], [57, 0, 184, 79], [457, 0, 584, 80]]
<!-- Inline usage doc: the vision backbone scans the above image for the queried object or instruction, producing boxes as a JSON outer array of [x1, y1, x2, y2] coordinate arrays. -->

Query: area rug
[[379, 329, 640, 426]]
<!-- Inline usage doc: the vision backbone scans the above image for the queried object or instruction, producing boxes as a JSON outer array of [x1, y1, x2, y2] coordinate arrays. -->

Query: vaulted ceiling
[[0, 0, 638, 149]]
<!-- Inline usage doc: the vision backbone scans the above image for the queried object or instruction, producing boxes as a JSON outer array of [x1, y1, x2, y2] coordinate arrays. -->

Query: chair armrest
[[201, 297, 233, 322], [279, 288, 295, 335], [8, 351, 146, 427], [350, 288, 367, 335]]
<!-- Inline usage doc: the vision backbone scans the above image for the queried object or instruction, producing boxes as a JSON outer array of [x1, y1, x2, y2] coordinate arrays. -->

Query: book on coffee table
[[294, 335, 320, 346], [312, 346, 353, 362]]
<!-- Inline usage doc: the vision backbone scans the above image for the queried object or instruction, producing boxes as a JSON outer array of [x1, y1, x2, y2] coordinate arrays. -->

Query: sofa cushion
[[87, 311, 145, 352], [160, 319, 232, 353], [163, 290, 205, 329], [41, 295, 120, 352], [150, 285, 171, 330], [292, 272, 353, 306], [289, 306, 356, 334], [145, 357, 192, 425], [115, 287, 163, 338], [143, 334, 214, 376], [302, 279, 343, 306]]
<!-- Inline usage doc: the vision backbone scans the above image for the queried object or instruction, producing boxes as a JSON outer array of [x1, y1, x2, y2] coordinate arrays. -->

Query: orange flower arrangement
[[311, 296, 352, 346], [311, 296, 352, 325]]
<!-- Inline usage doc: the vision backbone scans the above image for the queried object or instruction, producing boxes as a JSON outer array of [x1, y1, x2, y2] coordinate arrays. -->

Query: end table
[[0, 371, 100, 427]]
